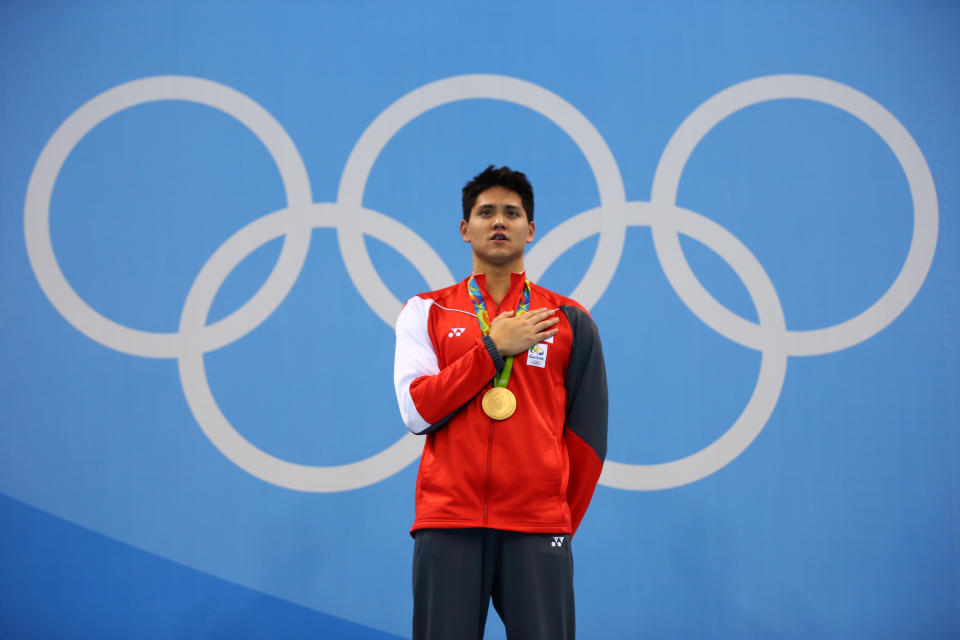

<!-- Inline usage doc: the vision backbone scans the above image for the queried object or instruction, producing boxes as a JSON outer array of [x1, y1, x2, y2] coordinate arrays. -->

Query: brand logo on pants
[[551, 536, 564, 548]]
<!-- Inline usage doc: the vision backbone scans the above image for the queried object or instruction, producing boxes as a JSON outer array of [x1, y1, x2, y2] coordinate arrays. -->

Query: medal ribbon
[[468, 275, 531, 388]]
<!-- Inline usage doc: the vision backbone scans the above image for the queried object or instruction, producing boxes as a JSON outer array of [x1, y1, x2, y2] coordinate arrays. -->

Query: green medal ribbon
[[467, 275, 531, 388]]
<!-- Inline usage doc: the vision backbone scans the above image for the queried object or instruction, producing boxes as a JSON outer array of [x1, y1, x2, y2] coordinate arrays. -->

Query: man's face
[[460, 186, 535, 270]]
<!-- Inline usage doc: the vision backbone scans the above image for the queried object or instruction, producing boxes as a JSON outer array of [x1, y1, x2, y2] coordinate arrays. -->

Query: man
[[393, 165, 607, 639]]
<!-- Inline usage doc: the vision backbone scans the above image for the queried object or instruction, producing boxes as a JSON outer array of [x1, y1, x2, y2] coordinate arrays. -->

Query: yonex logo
[[24, 73, 937, 494], [551, 536, 564, 548], [448, 328, 465, 337]]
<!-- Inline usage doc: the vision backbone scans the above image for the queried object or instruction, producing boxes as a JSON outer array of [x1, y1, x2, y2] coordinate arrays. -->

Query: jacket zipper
[[482, 409, 494, 525], [482, 301, 501, 525]]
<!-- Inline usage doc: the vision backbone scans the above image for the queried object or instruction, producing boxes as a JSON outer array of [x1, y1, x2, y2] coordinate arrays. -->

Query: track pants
[[412, 528, 574, 640]]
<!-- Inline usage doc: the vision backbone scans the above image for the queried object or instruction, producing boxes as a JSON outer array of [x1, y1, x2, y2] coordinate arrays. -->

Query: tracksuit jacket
[[394, 271, 608, 536]]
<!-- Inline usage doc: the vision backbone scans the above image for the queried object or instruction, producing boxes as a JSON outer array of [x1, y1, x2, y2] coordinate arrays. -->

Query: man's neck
[[474, 262, 523, 305]]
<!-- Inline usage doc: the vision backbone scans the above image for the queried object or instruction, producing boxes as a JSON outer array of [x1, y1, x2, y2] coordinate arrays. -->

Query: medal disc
[[482, 387, 517, 420]]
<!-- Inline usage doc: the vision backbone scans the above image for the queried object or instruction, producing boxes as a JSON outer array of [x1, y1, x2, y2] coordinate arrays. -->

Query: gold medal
[[482, 387, 517, 420]]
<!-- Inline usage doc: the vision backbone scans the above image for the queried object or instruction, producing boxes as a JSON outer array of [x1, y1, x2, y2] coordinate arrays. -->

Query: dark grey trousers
[[412, 528, 575, 640]]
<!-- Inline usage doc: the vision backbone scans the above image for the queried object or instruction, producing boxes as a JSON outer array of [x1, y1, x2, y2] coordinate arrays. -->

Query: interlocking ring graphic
[[24, 74, 938, 492]]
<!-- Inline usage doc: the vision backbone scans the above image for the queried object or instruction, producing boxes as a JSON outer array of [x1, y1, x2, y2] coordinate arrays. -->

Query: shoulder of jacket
[[400, 280, 473, 322], [532, 283, 589, 316]]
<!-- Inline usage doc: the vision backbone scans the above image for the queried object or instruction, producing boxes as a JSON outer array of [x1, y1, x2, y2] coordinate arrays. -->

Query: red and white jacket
[[394, 271, 607, 536]]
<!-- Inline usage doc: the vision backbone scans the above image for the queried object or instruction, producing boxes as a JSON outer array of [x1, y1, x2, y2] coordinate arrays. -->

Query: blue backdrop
[[1, 1, 958, 638]]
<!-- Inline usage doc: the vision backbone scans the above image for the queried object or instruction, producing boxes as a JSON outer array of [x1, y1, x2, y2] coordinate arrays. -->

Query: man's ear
[[460, 218, 470, 242], [526, 220, 535, 243]]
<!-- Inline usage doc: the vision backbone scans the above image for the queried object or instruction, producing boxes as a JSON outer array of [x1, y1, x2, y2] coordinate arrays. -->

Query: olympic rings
[[178, 204, 447, 491], [650, 75, 938, 356], [337, 74, 627, 319], [24, 73, 938, 491], [25, 76, 314, 358]]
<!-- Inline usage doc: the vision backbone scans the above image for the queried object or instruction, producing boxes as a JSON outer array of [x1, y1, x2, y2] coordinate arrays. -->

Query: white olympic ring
[[24, 76, 314, 358], [24, 73, 938, 492]]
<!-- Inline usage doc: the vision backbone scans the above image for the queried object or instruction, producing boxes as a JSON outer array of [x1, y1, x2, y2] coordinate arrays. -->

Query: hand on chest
[[435, 307, 568, 374]]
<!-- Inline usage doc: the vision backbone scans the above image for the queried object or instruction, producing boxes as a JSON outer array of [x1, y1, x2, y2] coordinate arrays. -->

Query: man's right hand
[[487, 308, 559, 357]]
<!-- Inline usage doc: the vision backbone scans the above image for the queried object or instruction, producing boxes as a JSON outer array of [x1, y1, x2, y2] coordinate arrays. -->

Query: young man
[[393, 165, 608, 639]]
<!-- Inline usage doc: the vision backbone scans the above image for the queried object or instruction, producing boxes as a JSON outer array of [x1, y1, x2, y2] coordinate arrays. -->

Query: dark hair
[[461, 165, 534, 222]]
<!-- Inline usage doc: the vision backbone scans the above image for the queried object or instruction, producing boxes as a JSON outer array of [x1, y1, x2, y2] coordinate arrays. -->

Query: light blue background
[[1, 1, 958, 637]]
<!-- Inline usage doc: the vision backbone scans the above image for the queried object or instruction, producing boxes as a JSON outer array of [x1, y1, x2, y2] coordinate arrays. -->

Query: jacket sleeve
[[394, 296, 503, 434], [561, 304, 608, 535]]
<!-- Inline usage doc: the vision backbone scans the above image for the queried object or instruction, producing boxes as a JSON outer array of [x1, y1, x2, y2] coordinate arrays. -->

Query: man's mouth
[[491, 233, 508, 242]]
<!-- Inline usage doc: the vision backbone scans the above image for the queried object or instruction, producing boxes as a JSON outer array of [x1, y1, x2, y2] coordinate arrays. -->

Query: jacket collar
[[470, 271, 528, 311]]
